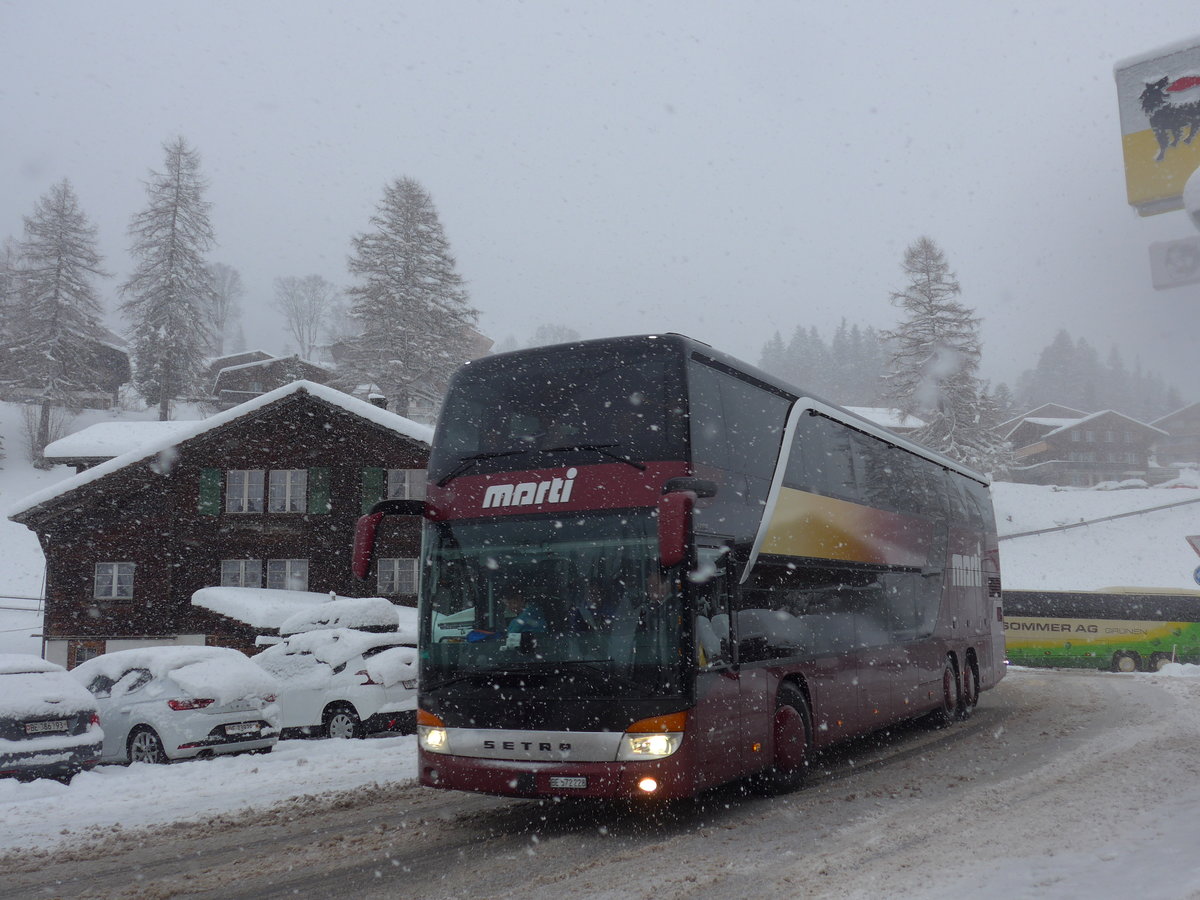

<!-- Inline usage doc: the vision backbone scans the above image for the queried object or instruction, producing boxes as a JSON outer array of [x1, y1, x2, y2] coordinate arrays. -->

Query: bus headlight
[[618, 731, 683, 760], [617, 710, 687, 761], [419, 725, 450, 754], [417, 709, 450, 754]]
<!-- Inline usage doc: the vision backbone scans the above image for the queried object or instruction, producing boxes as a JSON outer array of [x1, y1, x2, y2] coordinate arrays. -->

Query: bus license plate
[[549, 776, 587, 789], [225, 722, 259, 736], [25, 720, 68, 735]]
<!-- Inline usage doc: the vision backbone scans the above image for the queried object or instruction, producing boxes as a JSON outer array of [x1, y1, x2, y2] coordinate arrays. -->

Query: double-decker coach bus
[[1003, 588, 1200, 672], [354, 334, 1004, 801]]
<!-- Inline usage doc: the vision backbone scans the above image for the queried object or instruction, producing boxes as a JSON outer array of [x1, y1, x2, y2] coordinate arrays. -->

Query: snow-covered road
[[5, 667, 1200, 899]]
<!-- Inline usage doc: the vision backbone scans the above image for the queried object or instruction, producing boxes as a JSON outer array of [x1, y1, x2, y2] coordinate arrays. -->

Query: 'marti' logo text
[[482, 468, 578, 509]]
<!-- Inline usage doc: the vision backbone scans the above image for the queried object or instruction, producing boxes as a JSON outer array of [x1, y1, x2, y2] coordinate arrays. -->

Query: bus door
[[689, 544, 745, 785]]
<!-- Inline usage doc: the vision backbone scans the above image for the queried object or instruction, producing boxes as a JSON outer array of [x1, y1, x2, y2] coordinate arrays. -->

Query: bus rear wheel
[[1149, 652, 1174, 671], [764, 684, 811, 794], [959, 659, 979, 719]]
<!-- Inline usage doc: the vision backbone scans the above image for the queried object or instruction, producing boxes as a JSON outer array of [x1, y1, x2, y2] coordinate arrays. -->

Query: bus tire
[[958, 658, 979, 719], [932, 659, 959, 727], [764, 684, 811, 794], [1111, 651, 1140, 674]]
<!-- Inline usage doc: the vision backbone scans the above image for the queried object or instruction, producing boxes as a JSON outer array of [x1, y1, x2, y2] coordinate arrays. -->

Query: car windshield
[[420, 510, 685, 699]]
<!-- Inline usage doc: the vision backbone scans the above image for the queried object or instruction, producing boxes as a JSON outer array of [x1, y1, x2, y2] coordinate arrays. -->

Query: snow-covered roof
[[215, 356, 330, 377], [1040, 409, 1168, 440], [844, 407, 925, 430], [43, 421, 197, 461], [1152, 400, 1200, 427], [7, 381, 434, 519], [1022, 417, 1082, 428]]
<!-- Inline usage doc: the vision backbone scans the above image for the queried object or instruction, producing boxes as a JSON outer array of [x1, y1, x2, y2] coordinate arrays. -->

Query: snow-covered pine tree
[[6, 180, 111, 459], [120, 138, 215, 420], [339, 177, 477, 414], [882, 236, 1009, 474]]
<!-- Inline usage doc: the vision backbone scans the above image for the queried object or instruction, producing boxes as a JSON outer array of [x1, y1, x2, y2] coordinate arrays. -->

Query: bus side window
[[693, 547, 732, 668]]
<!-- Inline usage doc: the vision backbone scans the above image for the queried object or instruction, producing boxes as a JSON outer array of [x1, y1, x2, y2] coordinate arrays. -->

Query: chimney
[[368, 393, 388, 410]]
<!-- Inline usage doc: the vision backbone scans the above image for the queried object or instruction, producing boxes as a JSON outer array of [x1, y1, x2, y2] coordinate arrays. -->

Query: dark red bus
[[354, 333, 1003, 800]]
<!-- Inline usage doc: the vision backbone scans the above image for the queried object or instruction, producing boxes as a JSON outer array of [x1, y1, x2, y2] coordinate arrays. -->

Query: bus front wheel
[[1111, 651, 1140, 673], [932, 659, 959, 727], [764, 684, 811, 794]]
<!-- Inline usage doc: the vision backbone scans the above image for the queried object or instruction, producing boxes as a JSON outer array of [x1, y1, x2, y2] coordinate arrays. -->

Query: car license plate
[[549, 776, 587, 789], [225, 722, 260, 736], [25, 719, 69, 735]]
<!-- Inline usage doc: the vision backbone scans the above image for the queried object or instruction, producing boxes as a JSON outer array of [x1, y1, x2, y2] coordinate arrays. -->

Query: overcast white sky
[[1, 2, 1197, 396]]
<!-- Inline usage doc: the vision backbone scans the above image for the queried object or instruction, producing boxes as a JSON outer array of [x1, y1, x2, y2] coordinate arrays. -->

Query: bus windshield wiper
[[437, 449, 530, 486], [543, 442, 647, 471]]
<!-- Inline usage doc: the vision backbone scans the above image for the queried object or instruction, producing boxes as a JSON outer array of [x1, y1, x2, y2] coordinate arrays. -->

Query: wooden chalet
[[1004, 407, 1168, 487], [9, 381, 432, 668], [1152, 401, 1200, 468], [208, 352, 334, 409]]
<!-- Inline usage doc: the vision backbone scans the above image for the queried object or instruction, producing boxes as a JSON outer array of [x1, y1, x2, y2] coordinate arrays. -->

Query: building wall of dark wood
[[21, 392, 427, 656]]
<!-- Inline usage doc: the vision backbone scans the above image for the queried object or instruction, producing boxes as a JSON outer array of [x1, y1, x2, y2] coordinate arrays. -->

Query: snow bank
[[1154, 661, 1200, 678], [0, 734, 418, 854]]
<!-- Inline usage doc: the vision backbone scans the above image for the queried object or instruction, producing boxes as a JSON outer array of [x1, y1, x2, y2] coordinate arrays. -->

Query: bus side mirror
[[352, 500, 426, 580], [657, 491, 695, 568], [352, 512, 384, 580]]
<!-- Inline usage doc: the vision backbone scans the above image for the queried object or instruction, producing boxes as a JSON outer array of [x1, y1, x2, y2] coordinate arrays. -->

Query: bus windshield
[[427, 340, 687, 483], [419, 510, 686, 699]]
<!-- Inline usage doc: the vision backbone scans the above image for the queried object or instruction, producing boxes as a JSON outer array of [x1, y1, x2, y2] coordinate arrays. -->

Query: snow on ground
[[2, 397, 1200, 875], [0, 734, 418, 854]]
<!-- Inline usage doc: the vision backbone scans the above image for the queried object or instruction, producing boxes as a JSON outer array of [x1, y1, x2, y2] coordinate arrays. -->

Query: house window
[[94, 562, 135, 600], [387, 469, 427, 501], [1123, 432, 1133, 444], [378, 558, 418, 595], [1085, 431, 1095, 443], [1071, 431, 1081, 442], [268, 469, 308, 513], [227, 470, 265, 513], [221, 559, 263, 588], [68, 640, 105, 670], [267, 559, 309, 591]]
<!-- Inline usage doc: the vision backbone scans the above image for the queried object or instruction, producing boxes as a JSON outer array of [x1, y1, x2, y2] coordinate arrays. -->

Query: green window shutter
[[361, 467, 385, 514], [198, 468, 223, 516], [308, 467, 331, 514]]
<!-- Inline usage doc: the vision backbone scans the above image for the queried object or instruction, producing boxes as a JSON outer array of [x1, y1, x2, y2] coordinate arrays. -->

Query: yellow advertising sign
[[1115, 37, 1200, 216]]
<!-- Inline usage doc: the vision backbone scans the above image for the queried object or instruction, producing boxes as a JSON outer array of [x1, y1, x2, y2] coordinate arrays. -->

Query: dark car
[[0, 654, 104, 781]]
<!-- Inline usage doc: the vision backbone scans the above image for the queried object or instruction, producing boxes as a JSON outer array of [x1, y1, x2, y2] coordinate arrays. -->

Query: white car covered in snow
[[253, 628, 418, 739], [71, 646, 281, 764], [0, 654, 104, 781]]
